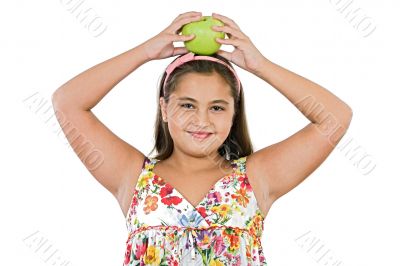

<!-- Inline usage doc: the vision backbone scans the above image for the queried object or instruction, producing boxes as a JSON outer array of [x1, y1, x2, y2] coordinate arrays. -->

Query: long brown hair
[[149, 53, 253, 161]]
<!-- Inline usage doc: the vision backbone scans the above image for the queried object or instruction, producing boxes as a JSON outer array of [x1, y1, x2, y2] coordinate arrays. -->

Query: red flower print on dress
[[123, 156, 268, 265], [158, 183, 183, 206], [134, 242, 147, 261], [161, 196, 183, 206], [124, 242, 132, 265], [160, 184, 174, 197], [196, 206, 207, 218], [152, 175, 166, 186], [238, 176, 252, 192]]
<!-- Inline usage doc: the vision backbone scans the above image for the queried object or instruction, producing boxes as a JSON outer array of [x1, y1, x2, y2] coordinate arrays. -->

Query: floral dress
[[123, 156, 267, 266]]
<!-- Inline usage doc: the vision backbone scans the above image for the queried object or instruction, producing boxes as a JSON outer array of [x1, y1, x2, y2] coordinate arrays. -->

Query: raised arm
[[250, 57, 352, 203], [51, 44, 150, 200], [51, 11, 204, 216], [211, 12, 353, 206], [52, 44, 151, 111]]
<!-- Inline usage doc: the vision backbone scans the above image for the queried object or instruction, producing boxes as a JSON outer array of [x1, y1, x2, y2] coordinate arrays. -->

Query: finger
[[211, 12, 240, 30], [172, 12, 202, 27], [172, 11, 202, 22], [216, 37, 242, 47], [172, 33, 196, 43], [172, 15, 203, 34], [216, 49, 232, 61], [173, 47, 190, 56], [212, 25, 246, 39]]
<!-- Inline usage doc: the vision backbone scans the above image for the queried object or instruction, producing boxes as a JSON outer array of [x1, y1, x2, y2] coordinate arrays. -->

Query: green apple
[[182, 16, 226, 55]]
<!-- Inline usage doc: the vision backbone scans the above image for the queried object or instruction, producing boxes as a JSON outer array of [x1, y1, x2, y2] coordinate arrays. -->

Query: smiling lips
[[188, 131, 213, 140]]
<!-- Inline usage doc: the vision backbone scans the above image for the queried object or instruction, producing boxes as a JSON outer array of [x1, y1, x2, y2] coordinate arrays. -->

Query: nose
[[190, 109, 211, 128]]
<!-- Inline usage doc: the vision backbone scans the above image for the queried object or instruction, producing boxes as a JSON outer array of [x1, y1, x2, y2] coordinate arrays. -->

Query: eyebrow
[[177, 97, 230, 105]]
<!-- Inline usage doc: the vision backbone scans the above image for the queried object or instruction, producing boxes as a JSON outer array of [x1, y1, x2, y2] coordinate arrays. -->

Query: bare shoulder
[[245, 118, 352, 206]]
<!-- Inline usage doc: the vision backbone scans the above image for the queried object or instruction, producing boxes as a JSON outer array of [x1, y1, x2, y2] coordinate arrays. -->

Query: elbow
[[51, 87, 68, 109], [51, 89, 62, 107], [341, 105, 353, 128], [345, 104, 353, 120], [51, 90, 58, 104], [348, 107, 353, 121], [51, 87, 89, 111]]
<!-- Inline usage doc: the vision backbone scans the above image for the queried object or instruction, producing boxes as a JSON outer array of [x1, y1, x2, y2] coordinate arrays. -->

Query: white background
[[1, 0, 399, 265]]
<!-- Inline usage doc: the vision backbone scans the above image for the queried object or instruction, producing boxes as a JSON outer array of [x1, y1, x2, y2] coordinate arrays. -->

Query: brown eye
[[212, 106, 225, 111], [181, 103, 194, 109]]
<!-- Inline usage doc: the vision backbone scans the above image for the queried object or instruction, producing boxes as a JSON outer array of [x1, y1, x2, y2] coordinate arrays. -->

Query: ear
[[159, 97, 168, 122]]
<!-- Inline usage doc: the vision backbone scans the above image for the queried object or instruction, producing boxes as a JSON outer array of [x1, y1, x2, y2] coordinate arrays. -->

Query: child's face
[[160, 71, 235, 158]]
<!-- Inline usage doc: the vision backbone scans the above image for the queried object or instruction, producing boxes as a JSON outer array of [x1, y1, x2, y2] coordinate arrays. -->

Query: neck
[[165, 150, 230, 173]]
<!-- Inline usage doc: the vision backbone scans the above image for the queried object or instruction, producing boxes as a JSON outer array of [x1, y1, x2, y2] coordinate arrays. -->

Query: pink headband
[[162, 52, 241, 95]]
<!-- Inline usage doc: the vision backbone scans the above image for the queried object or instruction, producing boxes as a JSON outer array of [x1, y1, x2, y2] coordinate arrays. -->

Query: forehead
[[173, 72, 233, 100]]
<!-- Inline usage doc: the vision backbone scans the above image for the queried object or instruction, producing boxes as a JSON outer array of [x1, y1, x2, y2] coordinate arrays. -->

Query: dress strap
[[232, 156, 247, 175], [143, 157, 157, 172]]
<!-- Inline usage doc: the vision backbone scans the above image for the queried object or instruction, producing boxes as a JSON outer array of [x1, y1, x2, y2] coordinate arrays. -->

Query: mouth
[[187, 131, 213, 140]]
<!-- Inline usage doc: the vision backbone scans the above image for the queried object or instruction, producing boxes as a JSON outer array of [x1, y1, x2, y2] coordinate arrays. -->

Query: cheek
[[216, 124, 232, 138], [167, 120, 182, 135], [169, 112, 193, 129], [215, 112, 234, 128]]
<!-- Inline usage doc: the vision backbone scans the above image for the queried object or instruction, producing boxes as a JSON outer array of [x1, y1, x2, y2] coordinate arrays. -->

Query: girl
[[52, 11, 353, 266]]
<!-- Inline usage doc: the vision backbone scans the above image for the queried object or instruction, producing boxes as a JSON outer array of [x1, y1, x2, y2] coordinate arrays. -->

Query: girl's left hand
[[211, 12, 267, 74]]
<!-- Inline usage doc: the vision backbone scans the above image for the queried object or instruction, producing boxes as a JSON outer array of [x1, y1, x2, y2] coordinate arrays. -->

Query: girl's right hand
[[140, 11, 203, 61]]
